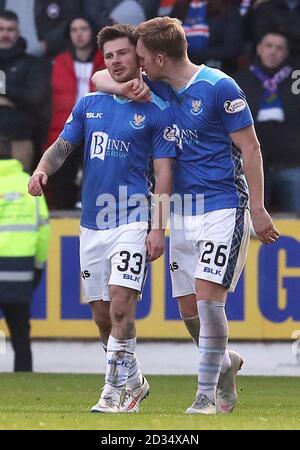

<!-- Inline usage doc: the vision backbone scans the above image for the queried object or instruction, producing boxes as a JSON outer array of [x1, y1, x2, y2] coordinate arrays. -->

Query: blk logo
[[203, 267, 221, 276]]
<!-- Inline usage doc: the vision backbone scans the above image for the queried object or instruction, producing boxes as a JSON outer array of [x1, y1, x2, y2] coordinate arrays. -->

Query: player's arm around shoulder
[[230, 125, 280, 244], [92, 68, 151, 101]]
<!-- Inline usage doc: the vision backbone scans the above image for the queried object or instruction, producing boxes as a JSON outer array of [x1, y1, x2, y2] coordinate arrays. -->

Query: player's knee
[[112, 310, 126, 324], [110, 302, 135, 327], [91, 300, 111, 329], [178, 294, 197, 318], [93, 314, 111, 333]]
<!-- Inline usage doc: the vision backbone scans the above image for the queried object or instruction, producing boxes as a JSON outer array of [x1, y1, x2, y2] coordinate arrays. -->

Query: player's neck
[[164, 61, 203, 90]]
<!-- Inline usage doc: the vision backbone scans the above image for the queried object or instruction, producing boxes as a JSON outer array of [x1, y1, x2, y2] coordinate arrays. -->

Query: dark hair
[[258, 30, 290, 49], [0, 10, 19, 22], [97, 24, 136, 52], [67, 15, 97, 38], [66, 15, 98, 53]]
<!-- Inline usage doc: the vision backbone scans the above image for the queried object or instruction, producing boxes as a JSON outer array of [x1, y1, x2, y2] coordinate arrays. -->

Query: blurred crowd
[[0, 0, 300, 213]]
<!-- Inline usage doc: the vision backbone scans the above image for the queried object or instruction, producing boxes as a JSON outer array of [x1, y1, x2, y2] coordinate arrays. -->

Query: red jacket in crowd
[[46, 50, 105, 147]]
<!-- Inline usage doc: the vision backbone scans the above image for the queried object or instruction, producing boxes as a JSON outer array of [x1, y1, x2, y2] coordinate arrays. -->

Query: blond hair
[[134, 17, 187, 59]]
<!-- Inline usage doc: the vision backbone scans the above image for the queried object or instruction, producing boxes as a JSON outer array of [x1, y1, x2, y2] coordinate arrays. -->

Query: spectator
[[0, 1, 80, 57], [0, 10, 49, 173], [0, 0, 44, 56], [252, 0, 300, 67], [0, 135, 50, 372], [170, 0, 243, 73], [235, 31, 300, 212], [44, 16, 105, 210], [35, 0, 80, 57]]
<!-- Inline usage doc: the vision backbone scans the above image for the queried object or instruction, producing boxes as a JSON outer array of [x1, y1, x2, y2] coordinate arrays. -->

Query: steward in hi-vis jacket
[[0, 137, 50, 371]]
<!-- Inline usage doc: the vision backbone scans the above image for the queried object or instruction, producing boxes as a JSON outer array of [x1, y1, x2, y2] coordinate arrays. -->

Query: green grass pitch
[[0, 373, 299, 430]]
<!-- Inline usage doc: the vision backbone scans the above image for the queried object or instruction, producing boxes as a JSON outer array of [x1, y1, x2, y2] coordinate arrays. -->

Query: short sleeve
[[151, 103, 177, 160], [60, 97, 85, 143], [214, 78, 254, 134]]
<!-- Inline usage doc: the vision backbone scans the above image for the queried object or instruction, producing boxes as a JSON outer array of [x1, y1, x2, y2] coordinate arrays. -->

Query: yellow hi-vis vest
[[0, 159, 50, 299]]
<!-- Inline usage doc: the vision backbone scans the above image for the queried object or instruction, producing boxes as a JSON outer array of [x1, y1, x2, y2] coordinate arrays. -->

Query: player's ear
[[157, 53, 165, 67]]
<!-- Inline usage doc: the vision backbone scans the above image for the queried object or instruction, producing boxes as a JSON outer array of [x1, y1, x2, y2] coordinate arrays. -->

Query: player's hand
[[130, 78, 151, 101], [120, 80, 151, 102], [28, 171, 48, 197], [251, 207, 280, 244], [120, 69, 151, 102], [146, 229, 165, 261]]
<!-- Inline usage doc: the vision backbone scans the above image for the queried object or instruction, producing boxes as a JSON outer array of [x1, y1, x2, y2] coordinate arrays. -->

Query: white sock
[[127, 355, 143, 390], [105, 335, 135, 389], [101, 341, 142, 389]]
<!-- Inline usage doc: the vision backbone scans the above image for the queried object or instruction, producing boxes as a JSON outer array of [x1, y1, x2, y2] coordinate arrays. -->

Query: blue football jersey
[[146, 66, 254, 214], [60, 92, 176, 229]]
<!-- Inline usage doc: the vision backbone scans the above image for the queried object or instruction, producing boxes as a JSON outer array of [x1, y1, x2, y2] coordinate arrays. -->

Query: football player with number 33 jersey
[[28, 24, 176, 414]]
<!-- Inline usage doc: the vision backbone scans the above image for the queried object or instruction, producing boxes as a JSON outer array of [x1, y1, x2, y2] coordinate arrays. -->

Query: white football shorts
[[80, 221, 148, 303], [170, 208, 251, 297]]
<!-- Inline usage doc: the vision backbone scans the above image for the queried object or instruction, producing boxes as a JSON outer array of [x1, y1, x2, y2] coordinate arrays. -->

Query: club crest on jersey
[[130, 114, 145, 129], [224, 99, 246, 114], [191, 99, 202, 115]]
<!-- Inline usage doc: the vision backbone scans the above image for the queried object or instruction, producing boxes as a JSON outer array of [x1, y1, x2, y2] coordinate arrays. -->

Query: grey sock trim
[[197, 300, 225, 307]]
